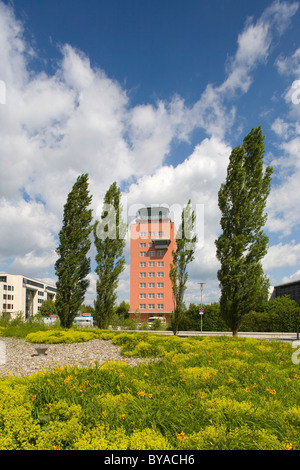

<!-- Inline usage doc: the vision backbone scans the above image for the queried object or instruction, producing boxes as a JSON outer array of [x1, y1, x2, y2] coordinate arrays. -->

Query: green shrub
[[25, 329, 99, 344]]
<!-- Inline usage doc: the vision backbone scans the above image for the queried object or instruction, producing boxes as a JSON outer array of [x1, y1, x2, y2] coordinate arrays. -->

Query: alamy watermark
[[291, 80, 300, 105], [95, 202, 204, 251], [0, 80, 6, 105], [292, 341, 300, 365]]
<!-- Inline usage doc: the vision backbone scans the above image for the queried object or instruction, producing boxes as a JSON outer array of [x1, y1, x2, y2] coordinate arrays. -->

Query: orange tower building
[[129, 207, 176, 324]]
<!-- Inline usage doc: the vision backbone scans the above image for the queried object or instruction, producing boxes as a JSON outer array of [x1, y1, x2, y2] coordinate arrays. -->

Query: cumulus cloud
[[282, 269, 300, 283], [263, 241, 300, 270]]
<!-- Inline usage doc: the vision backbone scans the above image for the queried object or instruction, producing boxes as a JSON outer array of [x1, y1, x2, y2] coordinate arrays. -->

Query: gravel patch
[[0, 337, 147, 377]]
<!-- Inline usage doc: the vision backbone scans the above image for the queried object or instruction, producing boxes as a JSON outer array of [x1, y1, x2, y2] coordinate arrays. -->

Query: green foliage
[[94, 182, 126, 329], [114, 301, 130, 319], [240, 296, 300, 332], [1, 333, 300, 450], [55, 174, 93, 328], [183, 303, 229, 331], [38, 300, 57, 317], [215, 126, 273, 335], [25, 329, 100, 344], [0, 315, 51, 338], [170, 200, 197, 335]]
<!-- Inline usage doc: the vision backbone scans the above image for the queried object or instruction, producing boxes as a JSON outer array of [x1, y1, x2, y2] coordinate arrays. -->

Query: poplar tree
[[215, 126, 273, 336], [55, 174, 93, 328], [94, 182, 126, 329], [169, 200, 197, 335]]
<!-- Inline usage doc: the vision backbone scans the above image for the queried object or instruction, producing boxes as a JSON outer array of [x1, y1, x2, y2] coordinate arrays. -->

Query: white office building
[[0, 273, 57, 320]]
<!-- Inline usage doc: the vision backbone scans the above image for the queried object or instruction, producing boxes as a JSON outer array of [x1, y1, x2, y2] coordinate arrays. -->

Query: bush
[[240, 311, 280, 332], [240, 296, 300, 332], [0, 315, 50, 338], [25, 329, 99, 344]]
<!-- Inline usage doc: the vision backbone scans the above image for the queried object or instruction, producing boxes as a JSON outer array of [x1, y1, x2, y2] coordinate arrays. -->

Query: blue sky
[[0, 0, 300, 306]]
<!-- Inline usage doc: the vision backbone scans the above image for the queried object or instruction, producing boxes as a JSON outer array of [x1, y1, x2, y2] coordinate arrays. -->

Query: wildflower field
[[1, 331, 300, 450]]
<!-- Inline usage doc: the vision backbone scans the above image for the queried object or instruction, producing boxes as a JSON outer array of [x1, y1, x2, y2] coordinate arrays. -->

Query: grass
[[0, 331, 300, 449]]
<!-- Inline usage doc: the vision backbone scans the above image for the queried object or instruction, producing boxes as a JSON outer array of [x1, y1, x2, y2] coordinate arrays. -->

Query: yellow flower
[[120, 414, 125, 420], [245, 388, 251, 393], [32, 395, 37, 401], [178, 431, 186, 440], [286, 443, 293, 450], [270, 389, 276, 395], [102, 410, 107, 417], [138, 391, 146, 397], [148, 394, 153, 399]]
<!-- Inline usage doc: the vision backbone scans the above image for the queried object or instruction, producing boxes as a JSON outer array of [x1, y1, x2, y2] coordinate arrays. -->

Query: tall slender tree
[[169, 200, 197, 335], [94, 182, 126, 329], [55, 174, 93, 328], [215, 126, 273, 336]]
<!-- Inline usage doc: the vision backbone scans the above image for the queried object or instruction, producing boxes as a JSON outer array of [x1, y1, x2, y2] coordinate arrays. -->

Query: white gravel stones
[[0, 337, 145, 377]]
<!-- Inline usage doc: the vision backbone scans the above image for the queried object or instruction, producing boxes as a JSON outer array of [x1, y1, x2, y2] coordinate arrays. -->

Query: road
[[133, 330, 299, 341]]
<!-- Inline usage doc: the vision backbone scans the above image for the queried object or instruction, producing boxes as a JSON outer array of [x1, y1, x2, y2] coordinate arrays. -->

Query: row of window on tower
[[139, 304, 164, 310], [139, 282, 164, 288], [139, 231, 165, 237], [140, 251, 165, 257], [140, 272, 164, 278]]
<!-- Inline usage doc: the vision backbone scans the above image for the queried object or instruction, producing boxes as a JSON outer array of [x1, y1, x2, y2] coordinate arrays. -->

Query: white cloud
[[282, 269, 300, 283], [0, 198, 58, 261], [276, 46, 300, 76], [267, 135, 300, 236], [263, 242, 300, 270], [220, 0, 298, 96]]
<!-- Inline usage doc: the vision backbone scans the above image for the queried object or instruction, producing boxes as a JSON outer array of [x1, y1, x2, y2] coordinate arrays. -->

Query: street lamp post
[[198, 282, 205, 332]]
